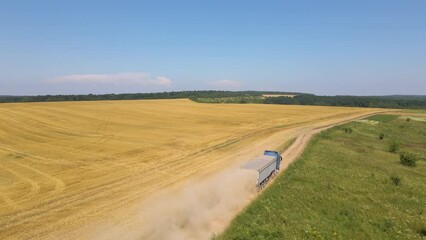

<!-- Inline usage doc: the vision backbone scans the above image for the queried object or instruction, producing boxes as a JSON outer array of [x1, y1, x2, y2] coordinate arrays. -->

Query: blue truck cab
[[263, 150, 282, 170]]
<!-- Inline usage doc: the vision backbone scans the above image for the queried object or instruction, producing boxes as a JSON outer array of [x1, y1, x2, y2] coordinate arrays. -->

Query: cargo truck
[[242, 150, 282, 190]]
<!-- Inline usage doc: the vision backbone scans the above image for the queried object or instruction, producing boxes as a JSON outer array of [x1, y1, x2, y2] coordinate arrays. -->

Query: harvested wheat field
[[0, 99, 383, 239]]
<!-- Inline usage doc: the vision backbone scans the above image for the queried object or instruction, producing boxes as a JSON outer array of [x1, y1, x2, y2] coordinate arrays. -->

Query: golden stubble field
[[0, 99, 382, 239]]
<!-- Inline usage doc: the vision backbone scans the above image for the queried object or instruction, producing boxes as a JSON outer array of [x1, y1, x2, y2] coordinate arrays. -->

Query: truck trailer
[[242, 150, 282, 189]]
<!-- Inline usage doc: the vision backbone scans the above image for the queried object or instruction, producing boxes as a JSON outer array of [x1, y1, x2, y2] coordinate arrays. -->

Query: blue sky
[[1, 0, 425, 95]]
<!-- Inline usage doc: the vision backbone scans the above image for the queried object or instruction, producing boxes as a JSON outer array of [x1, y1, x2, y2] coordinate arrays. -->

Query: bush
[[344, 128, 353, 134], [419, 227, 426, 237], [399, 152, 417, 167], [388, 141, 401, 153], [406, 118, 411, 122], [390, 176, 401, 186], [379, 133, 384, 140]]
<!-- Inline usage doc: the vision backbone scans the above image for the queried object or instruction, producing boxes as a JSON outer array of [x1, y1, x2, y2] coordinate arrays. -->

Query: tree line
[[1, 91, 425, 109], [0, 91, 263, 103], [262, 95, 426, 109]]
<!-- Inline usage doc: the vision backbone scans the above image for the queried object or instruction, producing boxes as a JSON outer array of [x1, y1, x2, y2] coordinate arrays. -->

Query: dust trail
[[92, 168, 257, 240], [140, 169, 257, 240]]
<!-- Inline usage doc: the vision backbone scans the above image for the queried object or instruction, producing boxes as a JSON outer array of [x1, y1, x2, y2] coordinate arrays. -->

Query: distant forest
[[261, 94, 426, 109], [1, 91, 425, 109]]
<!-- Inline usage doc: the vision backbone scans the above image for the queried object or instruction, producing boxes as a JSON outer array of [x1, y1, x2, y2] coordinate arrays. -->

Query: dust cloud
[[140, 169, 257, 240], [94, 168, 257, 240]]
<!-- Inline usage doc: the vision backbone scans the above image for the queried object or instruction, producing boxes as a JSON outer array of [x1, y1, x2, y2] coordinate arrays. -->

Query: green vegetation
[[343, 127, 353, 134], [0, 91, 273, 103], [400, 152, 418, 167], [262, 95, 426, 109], [192, 95, 264, 104], [388, 140, 401, 153], [0, 91, 297, 103], [367, 114, 399, 123], [390, 176, 401, 186], [379, 133, 385, 140], [217, 115, 426, 239], [1, 91, 426, 109]]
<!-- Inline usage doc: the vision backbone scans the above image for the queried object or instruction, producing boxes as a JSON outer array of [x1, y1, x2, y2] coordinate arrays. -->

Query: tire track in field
[[0, 192, 20, 210], [0, 165, 181, 239], [0, 113, 54, 142], [63, 117, 111, 156], [0, 147, 66, 194], [95, 117, 110, 144], [0, 143, 71, 165], [1, 110, 103, 138], [1, 134, 258, 238], [0, 174, 130, 231], [10, 161, 65, 194], [1, 153, 165, 232], [0, 164, 40, 196], [0, 153, 166, 228]]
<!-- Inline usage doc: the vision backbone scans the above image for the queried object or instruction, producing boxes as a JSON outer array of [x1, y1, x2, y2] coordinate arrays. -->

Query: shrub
[[344, 128, 353, 134], [390, 176, 401, 186], [406, 118, 411, 122], [388, 141, 401, 153], [379, 133, 384, 140], [399, 152, 417, 167], [419, 227, 426, 237]]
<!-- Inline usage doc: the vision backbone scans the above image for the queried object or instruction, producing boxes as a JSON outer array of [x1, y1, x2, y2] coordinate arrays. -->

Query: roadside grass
[[216, 116, 426, 239], [366, 114, 399, 123]]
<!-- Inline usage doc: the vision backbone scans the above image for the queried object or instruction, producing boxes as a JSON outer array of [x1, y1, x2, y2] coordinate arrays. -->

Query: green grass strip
[[216, 116, 426, 240]]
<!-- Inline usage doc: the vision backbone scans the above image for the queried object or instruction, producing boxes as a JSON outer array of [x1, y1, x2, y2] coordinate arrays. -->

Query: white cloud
[[209, 79, 241, 89], [47, 72, 172, 87]]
